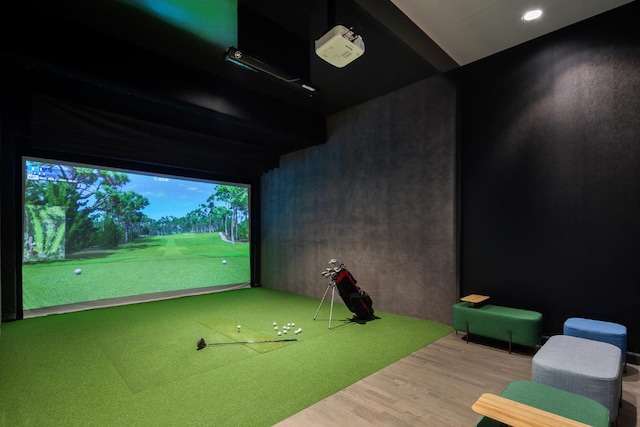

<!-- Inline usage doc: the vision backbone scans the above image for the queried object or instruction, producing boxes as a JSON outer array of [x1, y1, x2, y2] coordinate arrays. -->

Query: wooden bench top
[[460, 294, 490, 304], [472, 393, 590, 427], [460, 294, 490, 307]]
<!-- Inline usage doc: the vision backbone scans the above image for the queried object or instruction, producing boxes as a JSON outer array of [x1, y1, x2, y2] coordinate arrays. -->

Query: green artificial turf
[[0, 287, 452, 426]]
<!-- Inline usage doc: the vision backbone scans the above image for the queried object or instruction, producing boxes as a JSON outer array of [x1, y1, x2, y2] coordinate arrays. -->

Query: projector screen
[[22, 157, 251, 314]]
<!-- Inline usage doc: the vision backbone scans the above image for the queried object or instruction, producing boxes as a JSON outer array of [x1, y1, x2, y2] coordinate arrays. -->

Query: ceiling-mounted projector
[[315, 25, 365, 68]]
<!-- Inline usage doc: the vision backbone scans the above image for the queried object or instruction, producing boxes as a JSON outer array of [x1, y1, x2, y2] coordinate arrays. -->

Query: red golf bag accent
[[334, 268, 374, 320]]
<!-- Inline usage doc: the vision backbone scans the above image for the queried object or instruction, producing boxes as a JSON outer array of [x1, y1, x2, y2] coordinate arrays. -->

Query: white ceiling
[[390, 0, 635, 66]]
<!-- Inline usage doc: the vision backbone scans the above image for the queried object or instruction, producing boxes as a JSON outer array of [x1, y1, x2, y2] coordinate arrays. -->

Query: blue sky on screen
[[126, 172, 219, 220], [25, 159, 241, 221]]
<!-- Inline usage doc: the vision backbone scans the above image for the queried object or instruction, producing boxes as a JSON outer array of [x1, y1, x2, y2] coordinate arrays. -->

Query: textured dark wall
[[261, 75, 457, 324], [457, 2, 640, 353]]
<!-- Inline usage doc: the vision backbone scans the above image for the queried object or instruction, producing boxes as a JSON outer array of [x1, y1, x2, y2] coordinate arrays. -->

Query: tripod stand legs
[[313, 283, 330, 320], [329, 285, 335, 329], [313, 282, 336, 329]]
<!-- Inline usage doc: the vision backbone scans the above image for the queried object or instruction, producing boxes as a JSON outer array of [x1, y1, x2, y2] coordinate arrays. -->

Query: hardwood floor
[[275, 332, 640, 426]]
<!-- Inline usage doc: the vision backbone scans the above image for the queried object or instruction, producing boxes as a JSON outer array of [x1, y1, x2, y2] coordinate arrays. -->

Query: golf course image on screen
[[22, 157, 251, 312]]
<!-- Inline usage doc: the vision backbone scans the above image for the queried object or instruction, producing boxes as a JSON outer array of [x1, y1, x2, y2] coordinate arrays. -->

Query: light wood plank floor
[[275, 332, 639, 426]]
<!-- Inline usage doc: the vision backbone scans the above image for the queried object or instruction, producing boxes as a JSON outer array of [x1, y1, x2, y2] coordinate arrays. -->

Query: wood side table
[[460, 294, 489, 307]]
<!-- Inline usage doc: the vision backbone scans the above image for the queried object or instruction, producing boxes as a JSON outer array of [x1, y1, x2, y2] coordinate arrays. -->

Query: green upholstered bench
[[474, 380, 610, 427], [453, 302, 542, 352]]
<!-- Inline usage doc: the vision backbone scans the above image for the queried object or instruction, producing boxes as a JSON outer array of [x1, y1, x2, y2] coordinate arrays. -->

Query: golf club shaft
[[206, 338, 297, 346]]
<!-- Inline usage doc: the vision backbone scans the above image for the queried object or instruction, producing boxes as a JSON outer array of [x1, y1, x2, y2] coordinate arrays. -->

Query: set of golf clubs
[[320, 258, 346, 282]]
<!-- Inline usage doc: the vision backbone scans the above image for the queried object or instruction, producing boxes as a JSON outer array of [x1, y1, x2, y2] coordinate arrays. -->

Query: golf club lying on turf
[[196, 337, 297, 350]]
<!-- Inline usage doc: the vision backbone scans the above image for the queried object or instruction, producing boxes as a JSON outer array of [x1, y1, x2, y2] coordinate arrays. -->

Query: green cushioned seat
[[475, 380, 610, 427], [453, 302, 542, 351]]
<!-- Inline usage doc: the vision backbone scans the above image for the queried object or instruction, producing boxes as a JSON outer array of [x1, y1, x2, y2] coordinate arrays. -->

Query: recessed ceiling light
[[522, 9, 543, 21]]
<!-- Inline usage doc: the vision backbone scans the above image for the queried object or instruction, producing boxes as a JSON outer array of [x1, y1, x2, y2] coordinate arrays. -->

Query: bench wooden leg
[[509, 331, 512, 354], [466, 322, 469, 343]]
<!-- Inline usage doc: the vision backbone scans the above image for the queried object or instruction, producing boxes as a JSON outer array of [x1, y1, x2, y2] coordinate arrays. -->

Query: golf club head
[[329, 258, 337, 265], [197, 338, 207, 350]]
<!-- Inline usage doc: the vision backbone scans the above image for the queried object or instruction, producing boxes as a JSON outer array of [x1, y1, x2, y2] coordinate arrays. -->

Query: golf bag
[[334, 268, 375, 320]]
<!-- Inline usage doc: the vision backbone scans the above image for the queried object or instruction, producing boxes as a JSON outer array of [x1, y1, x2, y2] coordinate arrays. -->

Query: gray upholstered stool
[[564, 317, 627, 370], [532, 335, 622, 423]]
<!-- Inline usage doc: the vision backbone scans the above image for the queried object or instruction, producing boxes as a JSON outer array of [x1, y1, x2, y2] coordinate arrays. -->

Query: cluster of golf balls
[[273, 321, 302, 336]]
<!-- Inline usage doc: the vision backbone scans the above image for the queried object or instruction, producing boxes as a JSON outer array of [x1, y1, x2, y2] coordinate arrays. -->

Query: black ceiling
[[1, 0, 457, 161]]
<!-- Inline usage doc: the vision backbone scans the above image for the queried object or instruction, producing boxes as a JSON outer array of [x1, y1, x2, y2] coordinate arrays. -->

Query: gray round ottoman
[[532, 334, 622, 422]]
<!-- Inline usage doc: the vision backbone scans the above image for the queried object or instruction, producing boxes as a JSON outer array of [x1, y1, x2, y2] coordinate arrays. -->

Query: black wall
[[455, 2, 640, 354]]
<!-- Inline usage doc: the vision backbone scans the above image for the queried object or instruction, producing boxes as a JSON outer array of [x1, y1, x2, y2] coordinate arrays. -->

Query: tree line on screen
[[23, 164, 249, 262]]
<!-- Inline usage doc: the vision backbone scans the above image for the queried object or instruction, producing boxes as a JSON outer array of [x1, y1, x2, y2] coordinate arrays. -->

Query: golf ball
[[237, 325, 241, 330], [274, 326, 278, 330], [273, 322, 277, 326], [222, 260, 227, 264], [74, 268, 82, 275], [277, 332, 281, 336], [292, 323, 295, 327], [283, 329, 287, 334]]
